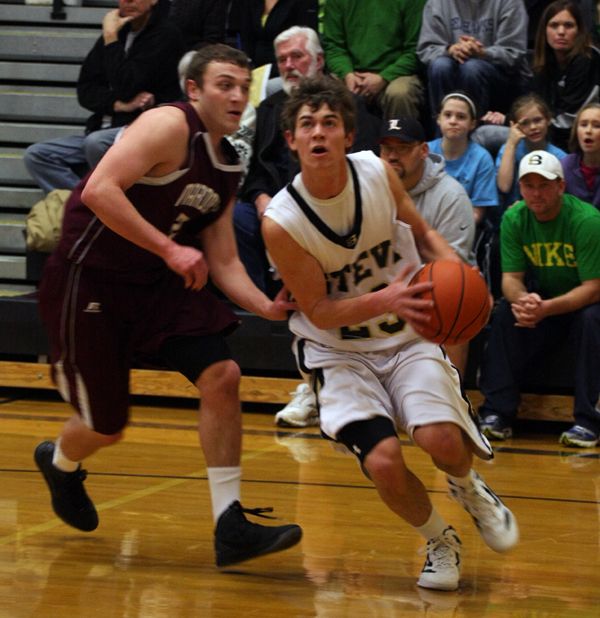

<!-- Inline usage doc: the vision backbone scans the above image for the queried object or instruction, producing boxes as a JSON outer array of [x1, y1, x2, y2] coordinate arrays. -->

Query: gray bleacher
[[0, 0, 111, 289], [0, 0, 115, 358], [0, 1, 299, 376]]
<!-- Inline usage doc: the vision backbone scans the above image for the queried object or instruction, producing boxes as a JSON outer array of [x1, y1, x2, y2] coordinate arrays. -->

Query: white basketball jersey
[[265, 151, 423, 352]]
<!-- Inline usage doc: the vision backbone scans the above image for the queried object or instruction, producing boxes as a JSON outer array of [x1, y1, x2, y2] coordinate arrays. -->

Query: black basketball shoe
[[34, 441, 99, 532], [214, 501, 302, 567]]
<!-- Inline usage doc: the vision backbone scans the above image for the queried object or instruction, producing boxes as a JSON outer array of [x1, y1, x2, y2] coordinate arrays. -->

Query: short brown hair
[[280, 75, 356, 136], [185, 44, 251, 87]]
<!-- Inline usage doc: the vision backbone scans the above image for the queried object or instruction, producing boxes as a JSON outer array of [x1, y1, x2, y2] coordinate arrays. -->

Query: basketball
[[409, 260, 491, 345]]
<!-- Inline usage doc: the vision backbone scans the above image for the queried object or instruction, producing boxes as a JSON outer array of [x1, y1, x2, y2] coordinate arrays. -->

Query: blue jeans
[[479, 299, 600, 433], [24, 128, 120, 194], [471, 125, 509, 160], [427, 56, 513, 116]]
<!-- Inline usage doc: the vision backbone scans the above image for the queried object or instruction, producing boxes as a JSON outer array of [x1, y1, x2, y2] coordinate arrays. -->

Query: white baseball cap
[[518, 150, 564, 180]]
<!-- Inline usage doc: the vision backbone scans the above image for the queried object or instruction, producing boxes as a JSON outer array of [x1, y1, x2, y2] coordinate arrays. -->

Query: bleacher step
[[0, 254, 25, 278], [0, 186, 43, 211], [0, 282, 35, 297], [0, 120, 82, 144], [0, 61, 80, 83], [0, 26, 97, 62], [0, 3, 108, 25], [0, 84, 88, 123], [0, 147, 34, 186], [0, 212, 26, 252]]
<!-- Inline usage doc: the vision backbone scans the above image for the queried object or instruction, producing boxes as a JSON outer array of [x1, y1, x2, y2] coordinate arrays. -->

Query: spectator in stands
[[23, 0, 183, 194], [526, 0, 599, 48], [496, 94, 567, 208], [428, 93, 499, 228], [379, 116, 475, 375], [237, 0, 319, 94], [562, 102, 600, 207], [428, 92, 500, 298], [33, 44, 302, 564], [531, 0, 600, 151], [478, 150, 600, 447], [322, 0, 426, 119], [473, 0, 600, 158], [417, 0, 529, 122], [168, 0, 227, 51]]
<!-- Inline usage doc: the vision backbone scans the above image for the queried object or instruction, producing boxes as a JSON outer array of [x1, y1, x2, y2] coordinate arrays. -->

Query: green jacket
[[323, 0, 425, 82]]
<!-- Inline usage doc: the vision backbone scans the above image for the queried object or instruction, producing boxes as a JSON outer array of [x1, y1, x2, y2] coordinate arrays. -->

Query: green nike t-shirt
[[500, 194, 600, 298]]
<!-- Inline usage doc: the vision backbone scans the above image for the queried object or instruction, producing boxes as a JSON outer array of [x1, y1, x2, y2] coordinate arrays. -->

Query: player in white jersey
[[262, 76, 519, 592]]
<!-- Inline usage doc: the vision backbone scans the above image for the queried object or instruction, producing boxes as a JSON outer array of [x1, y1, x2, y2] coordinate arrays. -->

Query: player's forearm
[[417, 229, 459, 263], [305, 289, 392, 331], [211, 260, 273, 318]]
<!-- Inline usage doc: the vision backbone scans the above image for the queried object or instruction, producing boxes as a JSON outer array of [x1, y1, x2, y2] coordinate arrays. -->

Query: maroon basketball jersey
[[57, 102, 242, 282]]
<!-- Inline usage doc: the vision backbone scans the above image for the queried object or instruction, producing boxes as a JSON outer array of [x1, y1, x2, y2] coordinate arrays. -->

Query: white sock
[[52, 438, 79, 472], [207, 466, 241, 522], [415, 508, 448, 541], [447, 469, 475, 489]]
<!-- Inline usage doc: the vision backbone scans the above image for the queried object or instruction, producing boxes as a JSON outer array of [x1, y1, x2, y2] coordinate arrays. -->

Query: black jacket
[[168, 0, 227, 51], [77, 1, 184, 133], [240, 88, 380, 204], [237, 0, 319, 73]]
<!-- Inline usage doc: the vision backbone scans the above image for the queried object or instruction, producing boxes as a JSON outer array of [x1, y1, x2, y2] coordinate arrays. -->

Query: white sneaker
[[417, 526, 462, 591], [448, 471, 519, 553], [275, 384, 318, 427]]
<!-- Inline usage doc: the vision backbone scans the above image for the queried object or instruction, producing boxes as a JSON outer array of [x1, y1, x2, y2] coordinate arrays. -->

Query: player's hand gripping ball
[[409, 260, 491, 345]]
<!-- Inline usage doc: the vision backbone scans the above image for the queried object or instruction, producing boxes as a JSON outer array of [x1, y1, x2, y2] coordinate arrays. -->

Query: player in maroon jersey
[[34, 44, 302, 568]]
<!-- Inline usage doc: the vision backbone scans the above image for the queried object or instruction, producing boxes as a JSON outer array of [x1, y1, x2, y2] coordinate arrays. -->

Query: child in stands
[[562, 102, 600, 208], [428, 92, 498, 228], [428, 92, 501, 297], [496, 94, 567, 208]]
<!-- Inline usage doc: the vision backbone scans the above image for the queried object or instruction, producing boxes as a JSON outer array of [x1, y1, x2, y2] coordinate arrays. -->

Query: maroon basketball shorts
[[38, 256, 239, 434]]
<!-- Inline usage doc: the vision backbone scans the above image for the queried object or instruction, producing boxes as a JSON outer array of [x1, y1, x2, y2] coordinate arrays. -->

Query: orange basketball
[[409, 260, 491, 345]]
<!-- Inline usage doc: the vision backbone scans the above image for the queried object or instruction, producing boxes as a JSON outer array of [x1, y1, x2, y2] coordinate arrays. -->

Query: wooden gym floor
[[1, 394, 599, 617]]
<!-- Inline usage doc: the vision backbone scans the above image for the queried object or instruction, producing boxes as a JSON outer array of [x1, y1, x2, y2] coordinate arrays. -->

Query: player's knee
[[337, 417, 406, 484], [363, 437, 406, 485], [197, 359, 241, 399], [414, 422, 464, 464]]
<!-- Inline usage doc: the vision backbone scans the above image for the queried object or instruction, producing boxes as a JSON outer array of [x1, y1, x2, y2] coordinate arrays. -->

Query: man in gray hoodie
[[379, 116, 476, 374], [379, 117, 475, 263], [416, 0, 529, 120]]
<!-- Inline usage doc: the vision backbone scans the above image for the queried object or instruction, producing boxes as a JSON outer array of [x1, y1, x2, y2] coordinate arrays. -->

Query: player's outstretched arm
[[200, 200, 295, 320]]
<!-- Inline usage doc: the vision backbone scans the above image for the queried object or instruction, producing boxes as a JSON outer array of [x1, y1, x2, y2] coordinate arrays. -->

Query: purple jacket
[[562, 153, 600, 209]]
